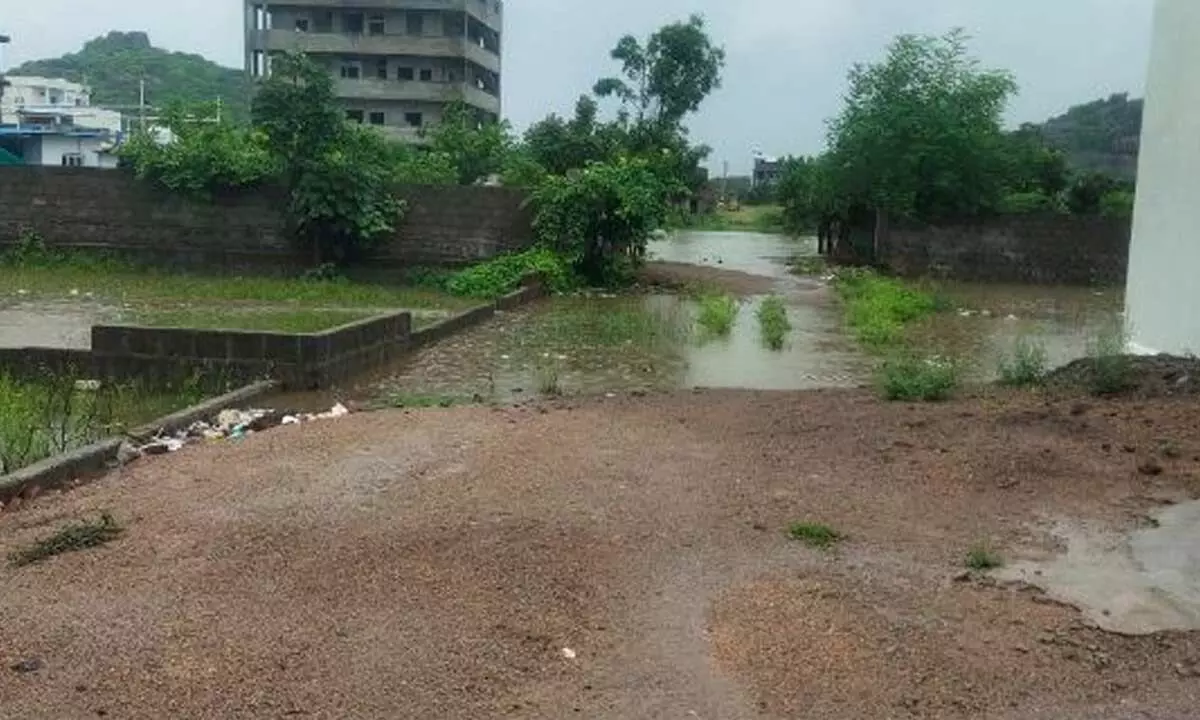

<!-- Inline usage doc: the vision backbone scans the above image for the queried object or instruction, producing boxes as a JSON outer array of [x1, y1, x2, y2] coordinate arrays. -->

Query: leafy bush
[[444, 247, 576, 299], [757, 295, 792, 350], [789, 522, 842, 549], [695, 294, 738, 336], [1099, 190, 1135, 219], [532, 156, 672, 286], [966, 543, 1004, 570], [998, 336, 1049, 387], [1066, 171, 1122, 215], [876, 354, 959, 402], [998, 191, 1062, 215], [834, 270, 939, 349]]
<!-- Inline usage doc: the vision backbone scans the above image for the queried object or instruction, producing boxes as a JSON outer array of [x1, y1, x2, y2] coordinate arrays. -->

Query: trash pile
[[119, 403, 350, 464]]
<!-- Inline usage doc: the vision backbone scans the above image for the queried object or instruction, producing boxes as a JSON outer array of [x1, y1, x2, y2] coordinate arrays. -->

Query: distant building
[[752, 152, 782, 188], [244, 0, 503, 141], [0, 76, 121, 132], [0, 77, 122, 168]]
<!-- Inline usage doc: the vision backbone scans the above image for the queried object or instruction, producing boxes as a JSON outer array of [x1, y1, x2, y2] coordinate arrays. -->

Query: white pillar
[[1126, 0, 1200, 355]]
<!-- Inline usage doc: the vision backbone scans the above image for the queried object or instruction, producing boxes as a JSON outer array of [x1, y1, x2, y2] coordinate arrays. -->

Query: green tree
[[424, 101, 512, 185], [827, 29, 1017, 221], [253, 53, 404, 265], [1066, 171, 1122, 215], [593, 14, 725, 130], [522, 95, 622, 176]]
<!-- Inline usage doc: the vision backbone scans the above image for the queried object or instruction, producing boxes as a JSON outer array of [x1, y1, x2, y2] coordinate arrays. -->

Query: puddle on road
[[997, 500, 1200, 635]]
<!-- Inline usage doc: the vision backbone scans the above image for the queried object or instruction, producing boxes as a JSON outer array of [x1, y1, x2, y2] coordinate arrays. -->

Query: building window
[[340, 63, 361, 80], [368, 15, 386, 36], [346, 110, 364, 124], [369, 111, 386, 126], [406, 13, 424, 35], [397, 67, 414, 81], [61, 153, 84, 167], [404, 112, 423, 128], [376, 59, 389, 80], [419, 68, 433, 82], [295, 18, 310, 32], [344, 12, 365, 34], [315, 12, 333, 32]]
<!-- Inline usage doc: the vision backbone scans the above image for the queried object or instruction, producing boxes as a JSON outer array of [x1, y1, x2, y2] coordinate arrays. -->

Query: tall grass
[[833, 269, 941, 350], [998, 336, 1050, 387], [1087, 321, 1134, 395], [876, 354, 959, 402], [757, 296, 792, 350], [695, 294, 739, 337]]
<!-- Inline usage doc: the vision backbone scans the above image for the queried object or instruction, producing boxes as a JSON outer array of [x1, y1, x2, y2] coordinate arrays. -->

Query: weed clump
[[1087, 322, 1134, 396], [965, 543, 1004, 571], [695, 294, 739, 337], [757, 296, 792, 350], [10, 514, 124, 567], [833, 269, 940, 349], [789, 522, 843, 549], [876, 354, 959, 402], [998, 336, 1049, 387]]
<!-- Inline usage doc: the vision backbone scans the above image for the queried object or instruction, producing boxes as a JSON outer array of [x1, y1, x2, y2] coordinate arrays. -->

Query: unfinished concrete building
[[244, 0, 502, 141]]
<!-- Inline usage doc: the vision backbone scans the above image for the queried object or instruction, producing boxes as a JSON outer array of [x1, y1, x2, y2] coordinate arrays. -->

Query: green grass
[[833, 269, 942, 350], [998, 336, 1050, 387], [680, 204, 787, 234], [695, 294, 739, 337], [0, 371, 209, 475], [9, 513, 124, 567], [536, 360, 564, 396], [876, 354, 959, 402], [757, 296, 792, 350], [789, 522, 843, 549], [965, 543, 1005, 571], [131, 308, 374, 333]]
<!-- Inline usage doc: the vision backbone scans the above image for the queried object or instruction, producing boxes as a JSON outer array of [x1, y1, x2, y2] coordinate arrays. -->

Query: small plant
[[876, 354, 959, 402], [757, 295, 792, 350], [965, 543, 1004, 571], [789, 522, 843, 549], [832, 269, 940, 350], [10, 513, 124, 567], [445, 247, 577, 299], [536, 358, 563, 396], [1087, 322, 1134, 396], [695, 294, 738, 337], [998, 336, 1049, 387]]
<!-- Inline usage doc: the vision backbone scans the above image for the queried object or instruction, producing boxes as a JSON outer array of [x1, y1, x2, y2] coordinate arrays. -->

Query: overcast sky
[[2, 0, 1155, 173]]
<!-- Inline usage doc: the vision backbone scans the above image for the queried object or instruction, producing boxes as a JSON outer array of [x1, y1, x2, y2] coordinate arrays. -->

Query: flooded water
[[0, 299, 120, 349]]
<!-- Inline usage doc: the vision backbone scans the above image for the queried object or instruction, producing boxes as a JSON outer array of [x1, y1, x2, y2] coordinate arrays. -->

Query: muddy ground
[[2, 389, 1199, 719]]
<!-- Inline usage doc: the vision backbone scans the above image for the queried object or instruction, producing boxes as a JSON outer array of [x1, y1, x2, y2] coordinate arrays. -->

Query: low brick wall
[[877, 215, 1131, 285]]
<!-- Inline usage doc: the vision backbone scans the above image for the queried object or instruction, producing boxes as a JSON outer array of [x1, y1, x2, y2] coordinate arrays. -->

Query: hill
[[9, 31, 251, 120], [1028, 93, 1143, 180]]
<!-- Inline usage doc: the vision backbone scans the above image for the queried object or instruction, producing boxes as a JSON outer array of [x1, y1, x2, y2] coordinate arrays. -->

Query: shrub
[[1099, 190, 1135, 219], [444, 247, 576, 298], [998, 336, 1049, 387], [834, 270, 939, 349], [1087, 322, 1134, 396], [757, 295, 792, 350], [966, 543, 1004, 570], [876, 354, 959, 402], [789, 522, 842, 549], [695, 294, 738, 336]]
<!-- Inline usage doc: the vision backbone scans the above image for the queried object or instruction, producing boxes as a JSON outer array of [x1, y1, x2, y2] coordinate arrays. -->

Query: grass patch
[[789, 256, 828, 276], [789, 522, 843, 549], [833, 269, 941, 350], [0, 371, 210, 475], [377, 392, 462, 409], [998, 336, 1050, 387], [132, 308, 374, 333], [965, 543, 1004, 571], [876, 354, 959, 402], [415, 247, 577, 299], [9, 513, 124, 567], [679, 204, 787, 234], [1087, 322, 1135, 396], [536, 360, 564, 396], [757, 295, 792, 350], [695, 294, 739, 337]]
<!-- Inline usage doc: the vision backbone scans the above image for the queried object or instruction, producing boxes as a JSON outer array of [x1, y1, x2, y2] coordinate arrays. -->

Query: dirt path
[[2, 390, 1199, 718]]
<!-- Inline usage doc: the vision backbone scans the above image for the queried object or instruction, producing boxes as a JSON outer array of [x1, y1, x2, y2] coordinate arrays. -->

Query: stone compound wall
[[0, 167, 534, 269], [877, 215, 1131, 285]]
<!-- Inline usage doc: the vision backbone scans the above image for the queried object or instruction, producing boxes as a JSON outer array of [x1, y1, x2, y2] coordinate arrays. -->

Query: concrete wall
[[0, 167, 534, 270], [878, 215, 1131, 285], [36, 135, 117, 169], [1125, 0, 1200, 355]]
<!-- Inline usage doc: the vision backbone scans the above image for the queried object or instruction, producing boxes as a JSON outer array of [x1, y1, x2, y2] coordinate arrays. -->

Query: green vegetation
[[438, 248, 576, 299], [1087, 322, 1135, 396], [1033, 93, 1142, 180], [9, 514, 124, 567], [536, 358, 564, 396], [681, 204, 786, 233], [757, 296, 792, 351], [833, 270, 940, 349], [0, 372, 207, 475], [132, 308, 373, 334], [10, 32, 251, 119], [998, 337, 1050, 387], [876, 354, 959, 402], [788, 522, 843, 549], [695, 294, 739, 336], [966, 544, 1005, 571]]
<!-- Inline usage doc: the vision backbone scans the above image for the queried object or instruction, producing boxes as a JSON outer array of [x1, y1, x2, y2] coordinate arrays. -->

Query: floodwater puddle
[[0, 299, 120, 349]]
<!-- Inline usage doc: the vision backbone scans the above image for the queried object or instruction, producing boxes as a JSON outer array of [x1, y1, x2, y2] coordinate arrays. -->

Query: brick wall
[[0, 167, 534, 270], [878, 215, 1131, 285]]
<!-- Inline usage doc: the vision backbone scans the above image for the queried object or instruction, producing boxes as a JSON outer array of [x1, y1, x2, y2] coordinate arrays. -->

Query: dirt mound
[[1045, 354, 1200, 398]]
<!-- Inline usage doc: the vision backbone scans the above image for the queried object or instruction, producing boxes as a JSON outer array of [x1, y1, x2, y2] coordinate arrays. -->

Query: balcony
[[255, 0, 503, 32], [250, 29, 500, 73], [334, 78, 500, 113]]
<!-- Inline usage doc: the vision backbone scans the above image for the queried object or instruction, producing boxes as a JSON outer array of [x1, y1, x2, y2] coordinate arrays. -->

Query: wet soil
[[1, 389, 1199, 718], [1047, 354, 1200, 398]]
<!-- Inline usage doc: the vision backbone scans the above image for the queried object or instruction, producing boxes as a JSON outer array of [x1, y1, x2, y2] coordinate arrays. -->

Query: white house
[[0, 76, 121, 133], [1125, 0, 1200, 355]]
